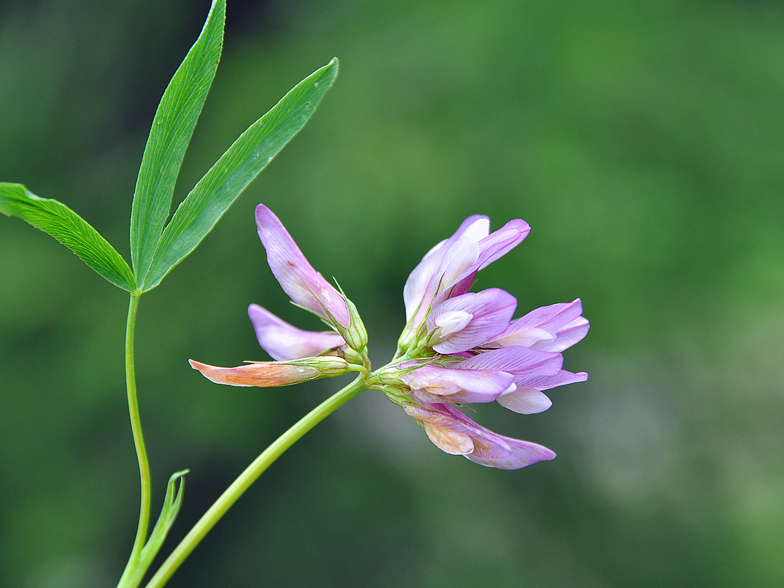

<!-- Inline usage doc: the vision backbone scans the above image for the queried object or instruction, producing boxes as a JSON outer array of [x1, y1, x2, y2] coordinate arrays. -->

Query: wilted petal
[[427, 288, 517, 354], [255, 204, 350, 327], [248, 304, 345, 361], [423, 423, 475, 455], [189, 356, 349, 387], [190, 360, 322, 387], [400, 364, 515, 404], [404, 402, 555, 469]]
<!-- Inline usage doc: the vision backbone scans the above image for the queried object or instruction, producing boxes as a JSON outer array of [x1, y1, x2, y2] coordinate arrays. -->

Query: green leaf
[[139, 58, 339, 292], [130, 0, 226, 284], [0, 183, 136, 292], [120, 469, 188, 587], [140, 469, 189, 567]]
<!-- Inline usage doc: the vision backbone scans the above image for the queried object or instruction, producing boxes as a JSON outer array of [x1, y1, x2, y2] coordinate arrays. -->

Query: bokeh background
[[2, 0, 783, 586]]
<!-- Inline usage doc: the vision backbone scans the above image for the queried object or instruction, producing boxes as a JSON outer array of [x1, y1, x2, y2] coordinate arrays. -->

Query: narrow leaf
[[118, 469, 188, 587], [140, 58, 339, 292], [130, 0, 226, 283], [0, 183, 136, 292], [140, 469, 189, 567]]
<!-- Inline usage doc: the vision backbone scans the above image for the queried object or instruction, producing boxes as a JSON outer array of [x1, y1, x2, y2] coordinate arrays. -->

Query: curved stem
[[118, 293, 152, 587], [144, 376, 366, 588]]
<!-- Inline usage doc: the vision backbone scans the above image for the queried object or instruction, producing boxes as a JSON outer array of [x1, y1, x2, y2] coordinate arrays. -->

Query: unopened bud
[[189, 356, 349, 388]]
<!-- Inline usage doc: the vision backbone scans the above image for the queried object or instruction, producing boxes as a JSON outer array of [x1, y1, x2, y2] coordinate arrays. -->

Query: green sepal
[[0, 182, 136, 292], [130, 0, 226, 283], [139, 58, 339, 292]]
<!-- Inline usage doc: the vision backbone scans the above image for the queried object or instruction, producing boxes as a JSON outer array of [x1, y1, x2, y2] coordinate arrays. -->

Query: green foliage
[[139, 58, 338, 292], [1, 0, 338, 296], [116, 470, 188, 588], [138, 471, 189, 579], [130, 0, 226, 284], [0, 182, 135, 292]]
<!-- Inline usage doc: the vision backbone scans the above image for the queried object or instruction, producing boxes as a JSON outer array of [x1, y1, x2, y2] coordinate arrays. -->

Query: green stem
[[143, 376, 366, 588], [118, 293, 152, 588]]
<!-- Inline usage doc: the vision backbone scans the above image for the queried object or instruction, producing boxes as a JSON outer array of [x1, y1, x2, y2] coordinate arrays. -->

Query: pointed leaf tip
[[139, 57, 340, 291], [130, 0, 226, 284], [138, 469, 189, 569]]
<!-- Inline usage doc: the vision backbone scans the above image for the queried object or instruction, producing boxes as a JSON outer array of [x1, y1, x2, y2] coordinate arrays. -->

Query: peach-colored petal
[[189, 359, 342, 387]]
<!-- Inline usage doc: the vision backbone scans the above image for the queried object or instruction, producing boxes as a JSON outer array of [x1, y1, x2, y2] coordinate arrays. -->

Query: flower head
[[376, 215, 588, 469], [192, 206, 588, 471]]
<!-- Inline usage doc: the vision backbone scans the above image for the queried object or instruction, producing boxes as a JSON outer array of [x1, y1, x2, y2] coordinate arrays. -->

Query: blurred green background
[[2, 0, 783, 586]]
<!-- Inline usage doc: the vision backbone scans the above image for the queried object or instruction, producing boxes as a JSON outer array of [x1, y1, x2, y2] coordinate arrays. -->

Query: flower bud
[[189, 356, 349, 388]]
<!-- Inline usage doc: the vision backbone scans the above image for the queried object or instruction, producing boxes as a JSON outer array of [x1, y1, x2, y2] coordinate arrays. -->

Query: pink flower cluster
[[190, 206, 588, 470], [384, 215, 588, 469]]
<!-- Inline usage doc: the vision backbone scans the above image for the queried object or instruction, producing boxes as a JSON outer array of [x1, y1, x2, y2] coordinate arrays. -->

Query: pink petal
[[255, 205, 350, 327], [474, 219, 531, 272], [402, 216, 529, 340], [400, 364, 515, 404], [403, 215, 489, 322], [248, 304, 345, 361], [427, 289, 517, 354], [537, 317, 589, 353], [466, 437, 556, 470], [490, 299, 589, 352], [514, 299, 584, 332]]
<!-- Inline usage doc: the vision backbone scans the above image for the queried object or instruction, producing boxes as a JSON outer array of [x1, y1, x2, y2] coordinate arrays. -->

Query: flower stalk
[[117, 292, 152, 588]]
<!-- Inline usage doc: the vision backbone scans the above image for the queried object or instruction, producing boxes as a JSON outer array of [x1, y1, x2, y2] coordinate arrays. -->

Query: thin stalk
[[117, 293, 152, 588], [144, 376, 366, 588]]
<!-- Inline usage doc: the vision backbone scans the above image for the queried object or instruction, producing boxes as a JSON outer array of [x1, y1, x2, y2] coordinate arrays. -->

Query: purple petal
[[438, 219, 531, 299], [490, 299, 589, 352], [514, 299, 584, 331], [403, 215, 489, 322], [475, 219, 531, 272], [466, 436, 556, 470], [513, 369, 588, 391], [248, 304, 345, 361], [403, 402, 556, 469], [454, 346, 563, 377], [255, 205, 350, 327], [427, 289, 517, 354], [538, 317, 589, 352], [400, 364, 515, 404]]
